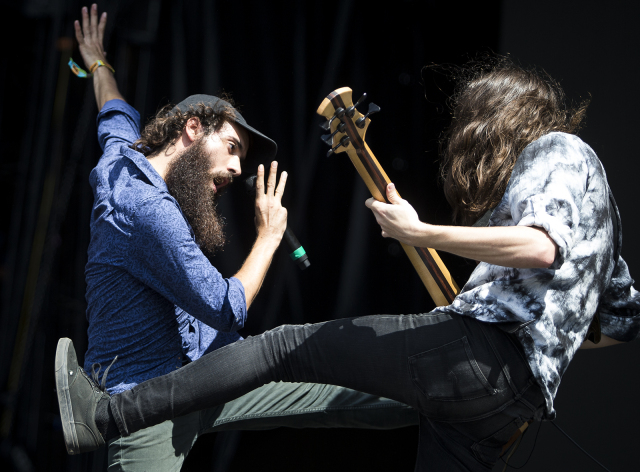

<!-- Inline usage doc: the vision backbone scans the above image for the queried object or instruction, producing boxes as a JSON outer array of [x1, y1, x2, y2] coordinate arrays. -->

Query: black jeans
[[110, 313, 545, 471]]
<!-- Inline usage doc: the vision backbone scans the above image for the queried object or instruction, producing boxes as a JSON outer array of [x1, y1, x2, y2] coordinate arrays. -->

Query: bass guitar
[[317, 87, 459, 306]]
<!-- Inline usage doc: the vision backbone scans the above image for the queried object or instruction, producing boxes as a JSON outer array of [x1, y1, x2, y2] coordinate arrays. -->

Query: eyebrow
[[224, 134, 247, 158], [230, 136, 245, 152]]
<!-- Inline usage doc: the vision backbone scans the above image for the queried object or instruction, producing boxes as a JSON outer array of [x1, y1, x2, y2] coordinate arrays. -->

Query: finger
[[266, 161, 277, 196], [81, 6, 90, 39], [90, 4, 99, 39], [74, 20, 84, 44], [274, 171, 287, 203], [364, 197, 376, 209], [255, 164, 265, 197], [386, 183, 401, 204], [366, 199, 386, 214], [98, 11, 107, 45]]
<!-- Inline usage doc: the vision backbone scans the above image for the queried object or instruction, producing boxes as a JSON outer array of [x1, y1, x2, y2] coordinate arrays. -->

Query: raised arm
[[233, 162, 288, 309], [74, 4, 125, 110]]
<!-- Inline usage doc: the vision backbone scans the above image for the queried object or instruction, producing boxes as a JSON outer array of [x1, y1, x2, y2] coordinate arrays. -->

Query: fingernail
[[272, 161, 277, 167], [282, 171, 287, 176], [389, 183, 395, 190], [258, 164, 263, 171]]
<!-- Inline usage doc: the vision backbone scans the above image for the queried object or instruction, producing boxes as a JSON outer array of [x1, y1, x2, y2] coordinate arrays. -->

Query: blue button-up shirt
[[84, 100, 246, 394]]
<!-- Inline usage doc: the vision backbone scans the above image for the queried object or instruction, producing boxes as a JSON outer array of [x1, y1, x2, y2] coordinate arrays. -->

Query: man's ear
[[183, 117, 202, 144]]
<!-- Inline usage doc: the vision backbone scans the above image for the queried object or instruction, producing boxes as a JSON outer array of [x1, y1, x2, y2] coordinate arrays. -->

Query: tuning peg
[[320, 106, 346, 131], [347, 93, 367, 118], [355, 102, 381, 128], [321, 122, 346, 145], [326, 135, 351, 157]]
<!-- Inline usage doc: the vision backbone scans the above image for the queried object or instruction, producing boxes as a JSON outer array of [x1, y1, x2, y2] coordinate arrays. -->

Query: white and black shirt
[[437, 132, 640, 418]]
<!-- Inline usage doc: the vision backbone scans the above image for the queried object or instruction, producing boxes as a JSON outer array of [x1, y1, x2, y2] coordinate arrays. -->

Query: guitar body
[[317, 87, 459, 306]]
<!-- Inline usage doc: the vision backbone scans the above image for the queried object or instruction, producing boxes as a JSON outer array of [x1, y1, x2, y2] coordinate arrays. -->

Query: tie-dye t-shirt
[[435, 132, 640, 418]]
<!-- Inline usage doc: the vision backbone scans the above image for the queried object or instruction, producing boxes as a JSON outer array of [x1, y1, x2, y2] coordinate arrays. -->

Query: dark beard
[[164, 138, 233, 258]]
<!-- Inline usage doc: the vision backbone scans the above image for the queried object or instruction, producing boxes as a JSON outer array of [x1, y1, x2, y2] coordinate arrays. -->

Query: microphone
[[244, 174, 310, 270]]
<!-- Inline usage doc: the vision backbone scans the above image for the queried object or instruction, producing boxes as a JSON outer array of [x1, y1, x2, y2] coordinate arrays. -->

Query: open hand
[[254, 162, 288, 244], [365, 183, 424, 245], [74, 4, 107, 69]]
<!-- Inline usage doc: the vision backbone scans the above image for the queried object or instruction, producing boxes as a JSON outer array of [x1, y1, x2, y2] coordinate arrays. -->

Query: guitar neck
[[343, 142, 459, 307], [320, 89, 459, 306]]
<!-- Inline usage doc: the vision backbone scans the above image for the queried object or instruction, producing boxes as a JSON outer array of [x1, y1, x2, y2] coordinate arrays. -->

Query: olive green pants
[[106, 381, 417, 471]]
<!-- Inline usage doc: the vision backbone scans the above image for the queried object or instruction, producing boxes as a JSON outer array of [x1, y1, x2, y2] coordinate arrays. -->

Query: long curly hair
[[438, 57, 589, 226], [132, 97, 237, 157]]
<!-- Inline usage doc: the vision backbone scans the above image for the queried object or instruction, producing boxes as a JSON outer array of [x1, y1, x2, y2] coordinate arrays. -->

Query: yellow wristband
[[89, 60, 115, 74]]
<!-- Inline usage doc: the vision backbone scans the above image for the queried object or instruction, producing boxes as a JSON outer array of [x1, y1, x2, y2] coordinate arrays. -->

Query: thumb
[[386, 183, 401, 204]]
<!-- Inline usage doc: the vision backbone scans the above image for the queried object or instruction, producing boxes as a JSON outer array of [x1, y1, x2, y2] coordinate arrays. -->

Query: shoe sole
[[55, 338, 80, 455]]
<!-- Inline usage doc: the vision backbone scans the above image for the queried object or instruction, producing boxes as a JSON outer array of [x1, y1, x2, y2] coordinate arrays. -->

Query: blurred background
[[1, 0, 638, 470]]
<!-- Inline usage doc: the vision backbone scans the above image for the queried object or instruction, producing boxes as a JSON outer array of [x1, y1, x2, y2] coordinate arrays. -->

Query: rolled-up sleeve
[[506, 134, 589, 269], [126, 194, 247, 332]]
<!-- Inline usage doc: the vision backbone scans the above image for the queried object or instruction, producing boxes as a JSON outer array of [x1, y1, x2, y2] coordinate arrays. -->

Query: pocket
[[409, 336, 497, 402]]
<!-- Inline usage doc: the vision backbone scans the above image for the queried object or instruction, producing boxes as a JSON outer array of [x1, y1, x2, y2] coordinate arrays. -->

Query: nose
[[228, 155, 242, 176]]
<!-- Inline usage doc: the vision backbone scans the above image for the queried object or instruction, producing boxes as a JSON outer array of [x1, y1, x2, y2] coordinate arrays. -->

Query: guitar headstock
[[316, 87, 380, 157]]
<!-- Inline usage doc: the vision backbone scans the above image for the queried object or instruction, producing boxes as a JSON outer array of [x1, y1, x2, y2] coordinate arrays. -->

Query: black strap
[[472, 208, 494, 228]]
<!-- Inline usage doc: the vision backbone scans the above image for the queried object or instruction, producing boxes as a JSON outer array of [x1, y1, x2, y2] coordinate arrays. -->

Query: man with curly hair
[[69, 4, 416, 471]]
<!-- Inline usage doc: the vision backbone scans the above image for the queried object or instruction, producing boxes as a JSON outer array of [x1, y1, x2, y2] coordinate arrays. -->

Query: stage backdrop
[[0, 0, 636, 471]]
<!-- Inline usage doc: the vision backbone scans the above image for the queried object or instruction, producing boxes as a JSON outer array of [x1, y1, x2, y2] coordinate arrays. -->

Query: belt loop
[[477, 322, 519, 395]]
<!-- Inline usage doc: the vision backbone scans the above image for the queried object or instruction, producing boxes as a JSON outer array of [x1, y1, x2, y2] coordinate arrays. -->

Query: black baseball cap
[[171, 94, 277, 161]]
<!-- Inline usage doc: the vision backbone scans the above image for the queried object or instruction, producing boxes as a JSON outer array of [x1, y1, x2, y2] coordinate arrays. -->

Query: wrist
[[407, 222, 435, 247], [90, 60, 115, 75], [69, 57, 114, 80], [254, 233, 282, 252]]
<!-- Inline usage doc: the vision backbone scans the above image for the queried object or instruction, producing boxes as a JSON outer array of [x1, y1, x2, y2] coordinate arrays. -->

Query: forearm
[[233, 236, 280, 309], [93, 65, 125, 110], [407, 224, 558, 268], [235, 162, 288, 309], [367, 184, 558, 269]]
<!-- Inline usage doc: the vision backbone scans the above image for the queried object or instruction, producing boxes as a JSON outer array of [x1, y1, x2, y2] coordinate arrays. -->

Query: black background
[[0, 1, 638, 471]]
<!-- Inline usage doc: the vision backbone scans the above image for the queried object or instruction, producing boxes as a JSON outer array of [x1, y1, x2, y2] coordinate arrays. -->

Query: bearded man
[[73, 4, 416, 471]]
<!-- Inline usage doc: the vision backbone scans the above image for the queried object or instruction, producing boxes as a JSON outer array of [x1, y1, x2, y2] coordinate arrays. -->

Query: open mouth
[[212, 175, 231, 194]]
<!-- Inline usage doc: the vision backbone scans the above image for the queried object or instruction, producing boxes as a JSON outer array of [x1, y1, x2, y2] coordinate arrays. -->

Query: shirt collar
[[120, 145, 169, 192]]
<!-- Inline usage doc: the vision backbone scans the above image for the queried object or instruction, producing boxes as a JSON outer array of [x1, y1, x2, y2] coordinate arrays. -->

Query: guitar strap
[[472, 188, 621, 343]]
